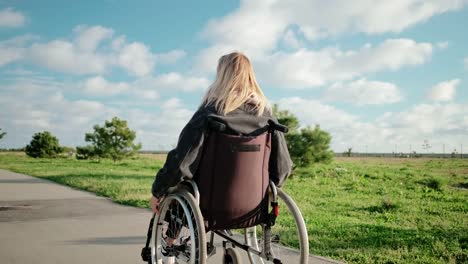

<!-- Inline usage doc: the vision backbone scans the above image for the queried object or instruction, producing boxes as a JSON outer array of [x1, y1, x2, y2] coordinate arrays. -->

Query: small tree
[[272, 105, 334, 166], [272, 104, 300, 132], [287, 125, 334, 166], [25, 131, 63, 158], [81, 117, 141, 162], [0, 128, 6, 141]]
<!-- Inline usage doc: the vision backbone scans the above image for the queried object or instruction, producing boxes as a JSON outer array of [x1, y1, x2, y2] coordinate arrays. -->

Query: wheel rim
[[151, 195, 198, 264], [245, 189, 309, 264]]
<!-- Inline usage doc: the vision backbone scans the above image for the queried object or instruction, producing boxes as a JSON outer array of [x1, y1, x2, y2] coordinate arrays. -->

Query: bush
[[419, 177, 444, 191], [273, 104, 334, 167], [78, 117, 141, 162], [25, 131, 63, 158], [76, 145, 96, 160]]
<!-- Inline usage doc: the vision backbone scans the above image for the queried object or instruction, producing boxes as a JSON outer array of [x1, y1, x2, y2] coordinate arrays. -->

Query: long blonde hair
[[201, 52, 269, 116]]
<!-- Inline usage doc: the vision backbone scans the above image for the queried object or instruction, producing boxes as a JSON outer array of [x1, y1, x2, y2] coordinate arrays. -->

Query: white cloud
[[195, 0, 464, 71], [282, 29, 301, 49], [323, 79, 402, 105], [0, 80, 119, 147], [29, 25, 155, 76], [278, 97, 468, 153], [83, 76, 129, 96], [0, 8, 26, 28], [1, 75, 466, 152], [29, 39, 111, 74], [378, 103, 468, 137], [1, 25, 185, 77], [125, 99, 193, 150], [80, 72, 208, 101], [117, 42, 155, 76], [0, 35, 37, 66], [255, 39, 432, 88], [427, 79, 460, 102], [156, 49, 186, 64], [276, 0, 468, 38], [73, 25, 114, 52], [0, 77, 195, 150], [436, 41, 449, 49], [0, 44, 23, 66], [136, 72, 211, 92]]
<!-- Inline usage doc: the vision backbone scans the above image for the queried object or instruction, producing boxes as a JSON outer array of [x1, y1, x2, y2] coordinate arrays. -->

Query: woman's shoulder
[[187, 104, 218, 128]]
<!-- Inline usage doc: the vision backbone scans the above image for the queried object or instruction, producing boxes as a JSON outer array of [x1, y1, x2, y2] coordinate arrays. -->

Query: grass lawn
[[0, 153, 467, 263]]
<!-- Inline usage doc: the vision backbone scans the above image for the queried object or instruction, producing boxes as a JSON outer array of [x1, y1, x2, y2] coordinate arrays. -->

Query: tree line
[[0, 105, 334, 165]]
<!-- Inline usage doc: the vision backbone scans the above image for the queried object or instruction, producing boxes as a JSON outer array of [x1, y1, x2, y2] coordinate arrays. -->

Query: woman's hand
[[150, 196, 162, 215]]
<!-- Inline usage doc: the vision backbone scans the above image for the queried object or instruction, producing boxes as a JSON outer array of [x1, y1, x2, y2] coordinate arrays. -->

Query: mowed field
[[0, 152, 467, 264]]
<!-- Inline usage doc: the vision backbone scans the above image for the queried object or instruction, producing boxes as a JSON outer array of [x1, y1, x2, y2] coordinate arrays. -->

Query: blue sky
[[0, 0, 467, 153]]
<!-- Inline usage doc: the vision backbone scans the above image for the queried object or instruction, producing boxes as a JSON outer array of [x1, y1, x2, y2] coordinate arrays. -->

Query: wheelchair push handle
[[268, 119, 289, 133], [208, 118, 289, 134]]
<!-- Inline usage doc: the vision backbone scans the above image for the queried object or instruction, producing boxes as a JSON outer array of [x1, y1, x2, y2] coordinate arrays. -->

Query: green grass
[[0, 153, 467, 263]]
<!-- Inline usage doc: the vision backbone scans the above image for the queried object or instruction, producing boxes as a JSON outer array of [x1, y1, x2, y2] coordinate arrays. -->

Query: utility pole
[[443, 144, 445, 155], [462, 144, 464, 159]]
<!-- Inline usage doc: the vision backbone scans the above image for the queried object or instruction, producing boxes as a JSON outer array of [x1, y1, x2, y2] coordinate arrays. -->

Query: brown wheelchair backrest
[[196, 124, 272, 230]]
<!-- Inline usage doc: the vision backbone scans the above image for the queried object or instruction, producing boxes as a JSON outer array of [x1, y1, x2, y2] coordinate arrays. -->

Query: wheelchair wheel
[[150, 190, 207, 264], [244, 188, 309, 264], [224, 248, 243, 264]]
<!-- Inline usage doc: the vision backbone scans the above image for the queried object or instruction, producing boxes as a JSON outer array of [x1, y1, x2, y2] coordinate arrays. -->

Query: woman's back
[[151, 52, 292, 202]]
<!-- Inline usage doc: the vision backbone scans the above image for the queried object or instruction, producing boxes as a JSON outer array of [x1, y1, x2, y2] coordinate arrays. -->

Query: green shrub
[[273, 104, 334, 166], [76, 145, 96, 160], [25, 131, 63, 158], [419, 177, 444, 191]]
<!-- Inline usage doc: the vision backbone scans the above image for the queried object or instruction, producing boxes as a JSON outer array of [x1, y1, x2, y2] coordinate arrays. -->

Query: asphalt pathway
[[0, 169, 342, 264]]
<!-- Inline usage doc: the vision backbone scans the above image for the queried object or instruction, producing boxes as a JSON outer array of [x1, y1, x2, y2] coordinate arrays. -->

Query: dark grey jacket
[[151, 103, 293, 198]]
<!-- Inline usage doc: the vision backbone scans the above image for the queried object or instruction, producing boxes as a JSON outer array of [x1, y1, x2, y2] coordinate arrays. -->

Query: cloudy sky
[[0, 0, 467, 153]]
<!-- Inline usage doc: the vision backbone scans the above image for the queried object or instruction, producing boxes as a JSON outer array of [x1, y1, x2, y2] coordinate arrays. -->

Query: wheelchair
[[141, 119, 309, 264]]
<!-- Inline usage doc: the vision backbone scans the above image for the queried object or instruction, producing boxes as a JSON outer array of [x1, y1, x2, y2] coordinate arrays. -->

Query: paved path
[[0, 169, 342, 264]]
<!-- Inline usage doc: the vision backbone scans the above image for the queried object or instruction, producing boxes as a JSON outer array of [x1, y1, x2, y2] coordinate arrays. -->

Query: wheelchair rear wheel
[[244, 188, 309, 264], [150, 190, 207, 264]]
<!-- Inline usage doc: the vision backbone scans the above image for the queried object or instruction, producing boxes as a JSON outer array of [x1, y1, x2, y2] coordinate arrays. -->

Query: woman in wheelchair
[[143, 52, 309, 264]]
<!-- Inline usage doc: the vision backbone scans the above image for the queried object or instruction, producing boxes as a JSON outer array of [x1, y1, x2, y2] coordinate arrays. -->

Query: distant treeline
[[335, 152, 467, 158], [139, 150, 466, 159]]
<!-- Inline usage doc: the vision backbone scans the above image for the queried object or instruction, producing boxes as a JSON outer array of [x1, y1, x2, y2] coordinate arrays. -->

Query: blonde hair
[[201, 52, 269, 116]]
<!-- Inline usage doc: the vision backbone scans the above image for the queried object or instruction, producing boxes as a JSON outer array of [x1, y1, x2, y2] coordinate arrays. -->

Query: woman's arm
[[269, 126, 293, 188], [151, 109, 207, 198]]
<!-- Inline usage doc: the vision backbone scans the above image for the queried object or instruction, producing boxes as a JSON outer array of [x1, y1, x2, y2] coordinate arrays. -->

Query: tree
[[272, 104, 334, 166], [287, 125, 334, 166], [272, 104, 300, 132], [25, 131, 63, 158], [80, 117, 141, 162], [0, 128, 6, 141]]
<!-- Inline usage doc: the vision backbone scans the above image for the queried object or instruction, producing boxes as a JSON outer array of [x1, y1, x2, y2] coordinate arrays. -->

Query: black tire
[[224, 247, 242, 264], [150, 190, 207, 264]]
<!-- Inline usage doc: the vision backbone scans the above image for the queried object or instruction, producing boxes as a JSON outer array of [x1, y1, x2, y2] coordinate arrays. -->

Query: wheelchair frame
[[142, 180, 309, 264]]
